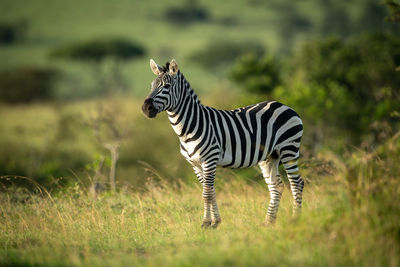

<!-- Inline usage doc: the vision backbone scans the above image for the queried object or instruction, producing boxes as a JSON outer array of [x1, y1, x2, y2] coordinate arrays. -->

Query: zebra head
[[142, 59, 179, 118]]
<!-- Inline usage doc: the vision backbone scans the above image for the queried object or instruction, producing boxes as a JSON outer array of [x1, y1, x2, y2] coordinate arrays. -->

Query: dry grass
[[1, 139, 399, 266]]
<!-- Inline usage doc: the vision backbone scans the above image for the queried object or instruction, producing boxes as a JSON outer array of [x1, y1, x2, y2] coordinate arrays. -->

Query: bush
[[50, 37, 146, 96], [0, 67, 58, 103], [190, 40, 265, 69], [228, 32, 400, 147], [229, 53, 281, 94], [164, 0, 210, 25], [0, 20, 28, 45], [385, 0, 400, 22], [281, 32, 400, 145], [50, 37, 146, 62], [269, 2, 311, 41], [293, 33, 400, 128]]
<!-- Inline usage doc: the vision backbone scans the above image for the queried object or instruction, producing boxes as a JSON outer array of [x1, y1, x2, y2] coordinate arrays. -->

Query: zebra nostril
[[148, 105, 155, 111]]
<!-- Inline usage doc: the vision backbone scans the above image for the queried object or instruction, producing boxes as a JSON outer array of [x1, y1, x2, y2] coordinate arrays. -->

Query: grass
[[1, 141, 400, 266]]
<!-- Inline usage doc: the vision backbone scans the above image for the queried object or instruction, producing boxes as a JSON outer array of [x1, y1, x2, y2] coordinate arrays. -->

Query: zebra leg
[[193, 166, 212, 228], [202, 162, 221, 228], [282, 157, 304, 217], [259, 159, 284, 225]]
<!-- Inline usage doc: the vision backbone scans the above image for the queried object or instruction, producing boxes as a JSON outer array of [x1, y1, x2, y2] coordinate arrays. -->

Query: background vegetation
[[0, 0, 399, 266]]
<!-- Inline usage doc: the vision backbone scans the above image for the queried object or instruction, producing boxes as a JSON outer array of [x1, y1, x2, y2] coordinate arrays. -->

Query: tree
[[385, 0, 400, 22], [51, 37, 146, 95], [84, 103, 132, 192], [0, 67, 58, 103], [285, 32, 400, 145], [229, 53, 281, 94]]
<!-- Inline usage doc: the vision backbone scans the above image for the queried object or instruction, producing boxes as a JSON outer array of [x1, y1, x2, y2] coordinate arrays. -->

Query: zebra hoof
[[211, 219, 221, 228], [264, 217, 276, 227], [201, 221, 212, 228], [292, 206, 302, 219]]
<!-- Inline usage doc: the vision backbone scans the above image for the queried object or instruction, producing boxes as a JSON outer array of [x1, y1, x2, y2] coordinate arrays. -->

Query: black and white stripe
[[142, 59, 304, 227]]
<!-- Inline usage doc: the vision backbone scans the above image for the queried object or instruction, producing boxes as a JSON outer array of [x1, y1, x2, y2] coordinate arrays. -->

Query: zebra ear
[[169, 59, 179, 75], [150, 59, 162, 76]]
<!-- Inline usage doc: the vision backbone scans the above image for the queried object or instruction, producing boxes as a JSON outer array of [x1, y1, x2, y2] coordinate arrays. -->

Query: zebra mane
[[161, 61, 199, 103], [162, 62, 170, 73]]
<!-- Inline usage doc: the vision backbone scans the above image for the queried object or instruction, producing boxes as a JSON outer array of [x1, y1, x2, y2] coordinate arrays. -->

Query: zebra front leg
[[259, 160, 284, 225], [203, 187, 221, 228], [202, 163, 221, 228], [193, 166, 212, 228], [201, 194, 212, 228]]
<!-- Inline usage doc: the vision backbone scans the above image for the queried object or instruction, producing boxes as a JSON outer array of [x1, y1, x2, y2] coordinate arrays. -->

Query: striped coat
[[142, 59, 304, 227]]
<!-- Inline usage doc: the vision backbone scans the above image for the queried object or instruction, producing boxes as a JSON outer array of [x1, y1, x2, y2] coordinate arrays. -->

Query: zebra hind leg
[[259, 159, 284, 225], [282, 157, 304, 217]]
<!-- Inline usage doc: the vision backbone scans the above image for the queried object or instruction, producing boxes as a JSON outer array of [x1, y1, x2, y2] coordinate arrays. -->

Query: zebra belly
[[216, 138, 269, 168]]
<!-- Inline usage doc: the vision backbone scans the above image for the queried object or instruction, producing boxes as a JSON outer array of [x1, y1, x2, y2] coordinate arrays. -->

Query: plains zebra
[[142, 59, 304, 227]]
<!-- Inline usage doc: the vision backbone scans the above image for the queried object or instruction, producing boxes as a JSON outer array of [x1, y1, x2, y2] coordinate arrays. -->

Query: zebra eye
[[164, 84, 171, 89]]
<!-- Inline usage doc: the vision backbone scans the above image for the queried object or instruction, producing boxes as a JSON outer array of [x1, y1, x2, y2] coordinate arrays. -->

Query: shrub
[[164, 0, 210, 25], [385, 0, 400, 22], [269, 2, 311, 40], [0, 67, 58, 103], [284, 32, 400, 145], [229, 53, 281, 94], [0, 20, 28, 45], [50, 37, 146, 96], [50, 37, 146, 62]]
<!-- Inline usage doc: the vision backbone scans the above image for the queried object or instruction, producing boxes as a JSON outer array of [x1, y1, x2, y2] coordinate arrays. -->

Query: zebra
[[142, 59, 304, 228]]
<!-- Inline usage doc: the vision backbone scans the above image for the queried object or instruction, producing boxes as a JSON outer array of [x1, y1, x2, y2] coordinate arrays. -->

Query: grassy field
[[1, 0, 399, 266], [0, 98, 399, 266], [1, 141, 400, 266]]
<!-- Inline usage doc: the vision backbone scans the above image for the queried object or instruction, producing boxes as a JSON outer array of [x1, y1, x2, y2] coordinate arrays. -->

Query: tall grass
[[1, 134, 399, 266]]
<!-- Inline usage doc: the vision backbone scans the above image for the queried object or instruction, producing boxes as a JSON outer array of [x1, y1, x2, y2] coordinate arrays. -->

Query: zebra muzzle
[[142, 98, 158, 118]]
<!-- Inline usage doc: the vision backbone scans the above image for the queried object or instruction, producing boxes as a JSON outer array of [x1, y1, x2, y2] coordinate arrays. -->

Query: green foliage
[[164, 0, 210, 25], [317, 0, 351, 37], [0, 19, 27, 45], [190, 40, 265, 69], [50, 38, 146, 97], [270, 2, 311, 40], [0, 67, 58, 103], [385, 0, 400, 22], [229, 53, 281, 94], [281, 32, 400, 144], [51, 38, 146, 62], [357, 0, 392, 33]]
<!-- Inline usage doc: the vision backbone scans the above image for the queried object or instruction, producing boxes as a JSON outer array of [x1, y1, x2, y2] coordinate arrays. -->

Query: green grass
[[1, 154, 399, 267], [0, 98, 399, 266]]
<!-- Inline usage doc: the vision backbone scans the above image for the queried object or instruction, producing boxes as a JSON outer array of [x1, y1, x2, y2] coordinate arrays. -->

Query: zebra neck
[[167, 81, 205, 139]]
